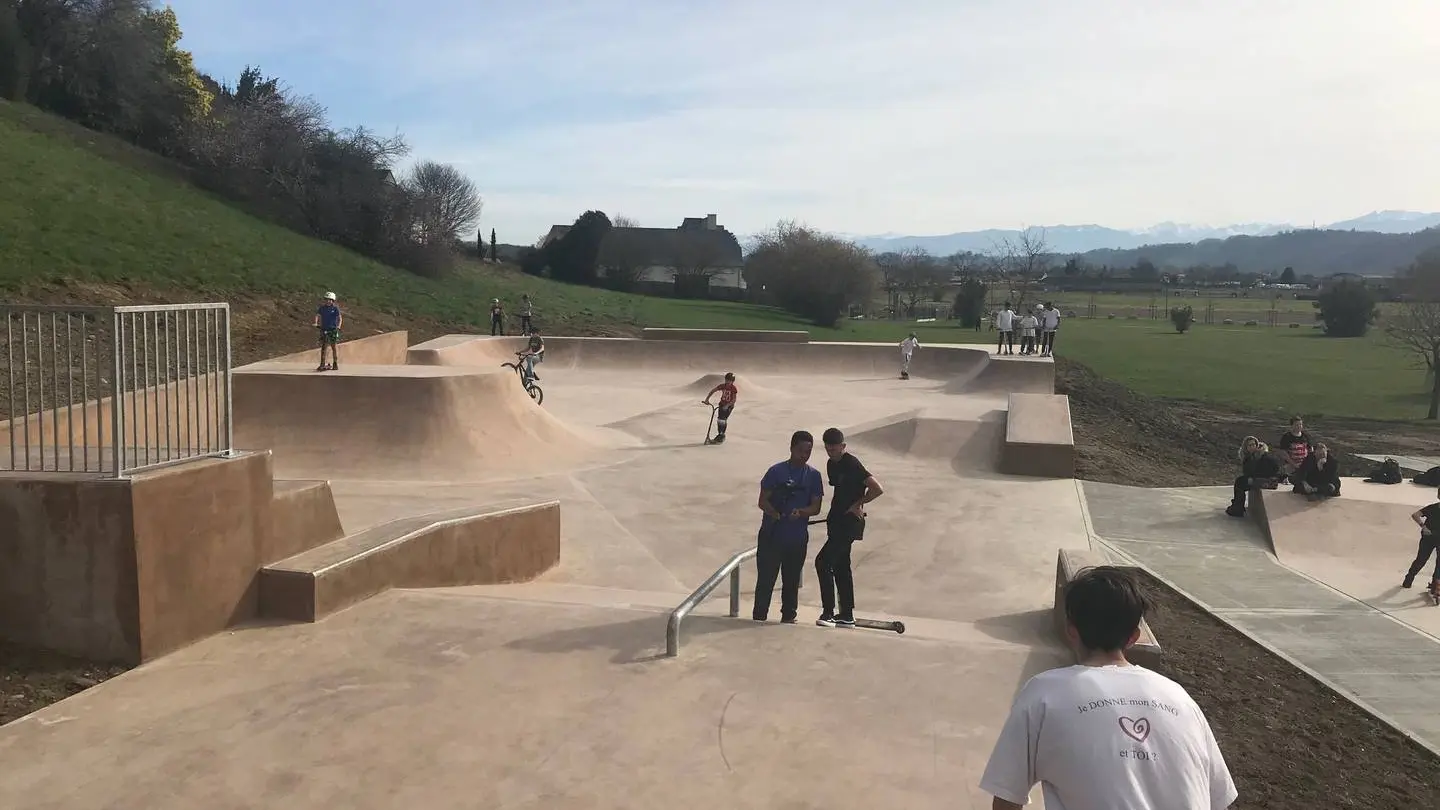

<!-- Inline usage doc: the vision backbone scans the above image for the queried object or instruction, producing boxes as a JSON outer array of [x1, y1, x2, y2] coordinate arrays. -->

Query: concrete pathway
[[1081, 481, 1440, 754]]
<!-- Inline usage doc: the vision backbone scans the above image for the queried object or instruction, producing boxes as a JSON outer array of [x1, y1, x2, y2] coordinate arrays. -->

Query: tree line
[[1, 0, 483, 278]]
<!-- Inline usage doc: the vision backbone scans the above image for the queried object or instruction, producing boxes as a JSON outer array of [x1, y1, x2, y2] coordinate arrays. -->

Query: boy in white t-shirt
[[980, 566, 1238, 810], [1040, 302, 1061, 356], [899, 332, 920, 379], [1017, 311, 1039, 355], [995, 302, 1016, 355]]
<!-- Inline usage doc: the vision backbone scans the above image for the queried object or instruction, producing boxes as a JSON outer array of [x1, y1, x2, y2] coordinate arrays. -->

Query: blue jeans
[[523, 352, 542, 380]]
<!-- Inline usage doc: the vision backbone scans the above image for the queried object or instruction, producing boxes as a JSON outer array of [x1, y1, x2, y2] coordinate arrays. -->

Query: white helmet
[[324, 291, 337, 300]]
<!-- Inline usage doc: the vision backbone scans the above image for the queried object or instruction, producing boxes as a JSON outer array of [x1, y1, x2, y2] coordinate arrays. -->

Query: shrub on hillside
[[1169, 305, 1194, 333], [952, 278, 988, 328], [1314, 280, 1378, 337]]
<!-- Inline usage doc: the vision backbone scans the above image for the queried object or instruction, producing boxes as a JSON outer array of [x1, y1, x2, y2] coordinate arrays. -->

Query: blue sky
[[165, 0, 1440, 245]]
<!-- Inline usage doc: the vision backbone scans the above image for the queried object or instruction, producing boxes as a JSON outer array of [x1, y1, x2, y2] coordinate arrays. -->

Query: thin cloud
[[166, 0, 1440, 243]]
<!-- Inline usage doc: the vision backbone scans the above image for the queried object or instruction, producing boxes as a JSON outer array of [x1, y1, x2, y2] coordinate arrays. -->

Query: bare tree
[[895, 247, 948, 317], [989, 227, 1051, 311], [612, 215, 640, 228], [670, 237, 731, 298], [1386, 251, 1440, 419], [404, 160, 483, 246], [743, 221, 876, 326]]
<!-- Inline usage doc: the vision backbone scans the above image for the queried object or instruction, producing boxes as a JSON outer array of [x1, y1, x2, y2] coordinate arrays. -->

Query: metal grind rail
[[666, 546, 757, 657], [1, 303, 234, 477]]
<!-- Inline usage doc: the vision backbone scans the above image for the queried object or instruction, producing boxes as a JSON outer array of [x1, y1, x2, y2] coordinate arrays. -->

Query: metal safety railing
[[1, 303, 234, 477], [666, 546, 757, 657]]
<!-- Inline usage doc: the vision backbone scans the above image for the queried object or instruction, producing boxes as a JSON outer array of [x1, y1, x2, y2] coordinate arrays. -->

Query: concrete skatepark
[[4, 324, 1440, 807]]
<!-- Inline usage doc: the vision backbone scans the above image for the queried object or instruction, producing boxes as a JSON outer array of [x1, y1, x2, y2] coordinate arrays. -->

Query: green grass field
[[2, 100, 1433, 421]]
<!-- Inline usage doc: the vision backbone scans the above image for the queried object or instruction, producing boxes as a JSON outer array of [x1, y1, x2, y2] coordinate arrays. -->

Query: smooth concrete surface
[[1082, 480, 1440, 754], [232, 363, 602, 481], [1255, 480, 1440, 639], [268, 480, 345, 563], [0, 334, 1083, 809], [0, 474, 137, 662], [0, 452, 350, 664], [1054, 547, 1162, 668], [261, 330, 410, 366], [640, 327, 810, 342], [1001, 393, 1076, 478], [260, 501, 561, 622], [0, 590, 1065, 809]]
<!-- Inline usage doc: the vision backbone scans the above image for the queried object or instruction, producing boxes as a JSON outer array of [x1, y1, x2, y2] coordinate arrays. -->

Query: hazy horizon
[[165, 0, 1440, 243]]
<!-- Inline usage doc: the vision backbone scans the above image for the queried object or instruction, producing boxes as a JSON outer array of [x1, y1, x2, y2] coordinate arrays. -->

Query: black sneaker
[[1402, 577, 1415, 589], [833, 615, 856, 628], [780, 614, 797, 624], [816, 614, 835, 627]]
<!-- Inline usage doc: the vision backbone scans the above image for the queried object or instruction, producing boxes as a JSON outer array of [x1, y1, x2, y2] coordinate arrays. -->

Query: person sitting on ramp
[[702, 372, 739, 444]]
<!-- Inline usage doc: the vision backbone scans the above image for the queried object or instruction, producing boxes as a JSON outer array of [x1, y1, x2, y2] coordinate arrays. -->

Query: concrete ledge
[[267, 480, 345, 563], [258, 501, 561, 622], [640, 328, 810, 343], [1055, 548, 1163, 668], [258, 330, 410, 367], [1000, 393, 1076, 478]]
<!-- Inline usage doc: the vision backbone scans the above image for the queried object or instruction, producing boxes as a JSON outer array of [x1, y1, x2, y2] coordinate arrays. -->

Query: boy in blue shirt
[[752, 430, 825, 623], [312, 292, 343, 371]]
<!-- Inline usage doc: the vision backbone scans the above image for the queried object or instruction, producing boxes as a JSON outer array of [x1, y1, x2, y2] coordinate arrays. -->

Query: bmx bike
[[501, 352, 544, 405]]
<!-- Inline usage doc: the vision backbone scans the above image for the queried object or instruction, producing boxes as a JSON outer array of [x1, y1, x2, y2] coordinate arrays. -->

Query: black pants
[[1020, 334, 1036, 354], [1042, 330, 1056, 353], [753, 532, 808, 621], [520, 315, 532, 335], [1406, 535, 1440, 585], [815, 521, 860, 617], [490, 315, 503, 336], [997, 330, 1014, 352], [716, 403, 734, 437]]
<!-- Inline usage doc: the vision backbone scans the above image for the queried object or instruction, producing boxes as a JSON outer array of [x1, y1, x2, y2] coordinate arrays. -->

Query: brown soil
[[6, 289, 1440, 803], [1141, 571, 1440, 808]]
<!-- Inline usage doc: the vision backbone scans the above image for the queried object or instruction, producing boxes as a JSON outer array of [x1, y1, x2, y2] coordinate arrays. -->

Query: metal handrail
[[666, 546, 757, 657]]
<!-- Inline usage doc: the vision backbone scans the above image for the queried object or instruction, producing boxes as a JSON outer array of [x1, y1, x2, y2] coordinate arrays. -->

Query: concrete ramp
[[407, 334, 991, 379], [673, 373, 774, 399], [846, 412, 1006, 471], [1256, 480, 1440, 637], [946, 355, 1054, 395], [232, 363, 601, 481]]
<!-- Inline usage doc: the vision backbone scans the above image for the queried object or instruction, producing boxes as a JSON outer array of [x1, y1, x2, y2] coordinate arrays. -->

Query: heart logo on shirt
[[1118, 716, 1151, 743]]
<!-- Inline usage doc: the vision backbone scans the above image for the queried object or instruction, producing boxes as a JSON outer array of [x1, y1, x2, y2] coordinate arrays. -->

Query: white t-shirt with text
[[979, 664, 1237, 810], [1042, 308, 1061, 330], [996, 309, 1016, 331]]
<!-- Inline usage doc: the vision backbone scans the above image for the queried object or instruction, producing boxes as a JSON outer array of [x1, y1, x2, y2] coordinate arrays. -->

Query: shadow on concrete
[[973, 608, 1058, 647], [504, 611, 754, 665]]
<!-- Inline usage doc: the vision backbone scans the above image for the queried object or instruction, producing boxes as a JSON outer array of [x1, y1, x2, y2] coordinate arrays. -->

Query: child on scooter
[[702, 372, 739, 444]]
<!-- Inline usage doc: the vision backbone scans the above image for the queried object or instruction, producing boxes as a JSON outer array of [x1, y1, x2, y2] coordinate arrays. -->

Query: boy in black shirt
[[1278, 416, 1314, 480], [815, 427, 885, 627], [1405, 490, 1440, 598]]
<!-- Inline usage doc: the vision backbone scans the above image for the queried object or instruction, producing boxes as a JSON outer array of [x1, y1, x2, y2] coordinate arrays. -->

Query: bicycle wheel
[[526, 383, 544, 405]]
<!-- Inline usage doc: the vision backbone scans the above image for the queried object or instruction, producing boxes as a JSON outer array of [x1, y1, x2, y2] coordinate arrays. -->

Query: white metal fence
[[1, 303, 233, 477]]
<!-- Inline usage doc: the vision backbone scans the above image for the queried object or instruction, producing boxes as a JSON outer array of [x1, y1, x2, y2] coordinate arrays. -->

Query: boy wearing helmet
[[312, 292, 343, 371], [702, 372, 739, 444], [490, 298, 505, 335], [899, 332, 921, 379]]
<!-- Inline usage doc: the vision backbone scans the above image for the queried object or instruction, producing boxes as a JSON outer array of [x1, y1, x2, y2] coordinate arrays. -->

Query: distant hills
[[853, 210, 1440, 256]]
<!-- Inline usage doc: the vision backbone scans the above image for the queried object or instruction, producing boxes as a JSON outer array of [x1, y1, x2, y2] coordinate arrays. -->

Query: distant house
[[541, 214, 746, 299]]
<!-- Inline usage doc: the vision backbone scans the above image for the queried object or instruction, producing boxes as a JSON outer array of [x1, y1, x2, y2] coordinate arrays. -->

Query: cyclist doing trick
[[518, 329, 545, 383]]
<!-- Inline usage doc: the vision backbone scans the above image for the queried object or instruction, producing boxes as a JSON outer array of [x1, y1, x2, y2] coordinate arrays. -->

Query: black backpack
[[1413, 465, 1440, 486], [1365, 458, 1403, 485]]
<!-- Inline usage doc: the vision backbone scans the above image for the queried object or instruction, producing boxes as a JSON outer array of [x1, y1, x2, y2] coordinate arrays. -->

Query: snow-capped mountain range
[[850, 210, 1440, 255]]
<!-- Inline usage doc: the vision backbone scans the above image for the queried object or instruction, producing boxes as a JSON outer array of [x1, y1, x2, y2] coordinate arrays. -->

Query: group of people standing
[[994, 301, 1062, 356], [489, 294, 537, 336]]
